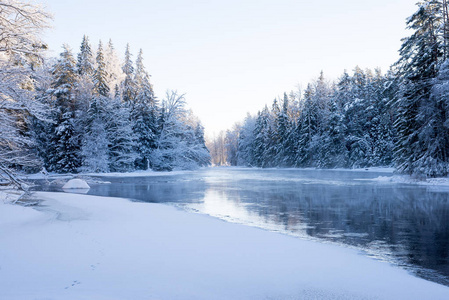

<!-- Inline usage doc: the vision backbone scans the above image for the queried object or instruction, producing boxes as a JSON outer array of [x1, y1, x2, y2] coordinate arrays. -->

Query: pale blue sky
[[41, 0, 417, 136]]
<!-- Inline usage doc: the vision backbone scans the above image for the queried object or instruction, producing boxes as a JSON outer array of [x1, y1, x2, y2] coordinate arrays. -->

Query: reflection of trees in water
[[35, 172, 449, 284], [221, 181, 449, 283]]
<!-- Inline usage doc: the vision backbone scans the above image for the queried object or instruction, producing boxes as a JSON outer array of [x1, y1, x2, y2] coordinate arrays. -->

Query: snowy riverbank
[[1, 191, 449, 299]]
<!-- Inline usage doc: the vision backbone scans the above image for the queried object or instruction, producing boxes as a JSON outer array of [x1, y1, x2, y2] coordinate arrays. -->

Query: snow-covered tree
[[225, 124, 241, 166], [93, 41, 110, 97], [104, 39, 125, 99], [152, 91, 210, 170], [107, 99, 138, 172], [80, 41, 111, 173], [47, 45, 82, 173], [417, 58, 449, 176], [76, 35, 95, 77], [131, 49, 158, 169], [393, 0, 447, 176], [0, 0, 51, 185], [237, 113, 256, 166], [121, 43, 136, 105], [80, 96, 110, 173], [252, 106, 271, 167]]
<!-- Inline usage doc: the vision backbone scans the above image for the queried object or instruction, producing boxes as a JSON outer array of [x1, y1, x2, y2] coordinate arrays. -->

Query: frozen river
[[36, 167, 449, 286]]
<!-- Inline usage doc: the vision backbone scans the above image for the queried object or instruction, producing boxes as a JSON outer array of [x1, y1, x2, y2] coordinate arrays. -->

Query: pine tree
[[194, 123, 210, 166], [253, 106, 271, 167], [132, 49, 157, 169], [393, 0, 446, 176], [344, 67, 372, 168], [105, 39, 125, 99], [320, 99, 347, 167], [52, 111, 82, 173], [80, 41, 111, 173], [275, 93, 291, 166], [93, 41, 110, 97], [295, 84, 318, 167], [419, 58, 449, 176], [50, 45, 79, 110], [47, 45, 82, 173], [122, 43, 136, 105], [77, 35, 95, 77], [237, 114, 256, 166], [80, 96, 110, 173], [107, 99, 138, 172]]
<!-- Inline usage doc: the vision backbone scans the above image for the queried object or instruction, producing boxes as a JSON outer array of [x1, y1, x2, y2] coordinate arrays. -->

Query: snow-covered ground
[[370, 174, 449, 186], [1, 191, 449, 299], [22, 169, 194, 180]]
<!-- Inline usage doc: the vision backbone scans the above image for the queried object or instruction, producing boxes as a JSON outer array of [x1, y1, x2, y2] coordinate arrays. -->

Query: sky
[[40, 0, 418, 137]]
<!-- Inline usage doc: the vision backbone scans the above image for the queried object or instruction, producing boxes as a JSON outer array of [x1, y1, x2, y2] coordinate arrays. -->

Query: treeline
[[1, 0, 209, 183], [33, 37, 209, 173], [212, 1, 449, 178], [211, 68, 394, 169]]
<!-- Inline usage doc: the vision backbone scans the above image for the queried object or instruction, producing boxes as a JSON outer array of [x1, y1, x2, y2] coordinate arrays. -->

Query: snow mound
[[372, 175, 449, 186], [62, 179, 90, 189]]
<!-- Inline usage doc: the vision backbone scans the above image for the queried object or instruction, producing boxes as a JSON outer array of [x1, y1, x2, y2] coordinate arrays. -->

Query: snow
[[22, 169, 193, 180], [62, 178, 90, 189], [1, 192, 448, 299], [370, 175, 449, 186], [87, 169, 191, 177], [0, 189, 24, 204]]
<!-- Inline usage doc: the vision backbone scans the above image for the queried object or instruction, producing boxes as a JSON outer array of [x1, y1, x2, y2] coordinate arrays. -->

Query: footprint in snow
[[90, 262, 100, 270], [64, 280, 81, 289]]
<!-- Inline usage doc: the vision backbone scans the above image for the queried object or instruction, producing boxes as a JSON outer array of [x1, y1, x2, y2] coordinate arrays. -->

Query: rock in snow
[[62, 178, 90, 189]]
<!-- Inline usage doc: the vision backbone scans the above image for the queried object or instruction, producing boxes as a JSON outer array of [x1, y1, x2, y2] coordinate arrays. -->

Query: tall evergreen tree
[[132, 49, 157, 169], [47, 45, 82, 173], [393, 0, 446, 176], [122, 43, 136, 105], [93, 41, 110, 97], [80, 41, 111, 172], [107, 99, 138, 172], [76, 35, 95, 77], [275, 92, 291, 166], [105, 39, 125, 99]]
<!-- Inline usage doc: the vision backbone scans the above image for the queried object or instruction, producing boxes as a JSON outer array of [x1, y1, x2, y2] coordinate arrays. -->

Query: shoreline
[[22, 166, 449, 188], [1, 191, 449, 299]]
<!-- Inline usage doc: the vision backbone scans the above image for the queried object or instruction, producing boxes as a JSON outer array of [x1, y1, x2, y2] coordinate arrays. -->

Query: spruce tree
[[47, 45, 82, 173], [132, 49, 157, 169], [122, 43, 136, 105], [80, 41, 111, 172], [393, 0, 446, 175], [107, 99, 138, 172], [77, 35, 95, 77], [93, 41, 110, 97]]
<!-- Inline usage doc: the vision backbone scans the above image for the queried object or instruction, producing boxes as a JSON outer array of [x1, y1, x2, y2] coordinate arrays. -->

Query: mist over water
[[35, 167, 449, 286]]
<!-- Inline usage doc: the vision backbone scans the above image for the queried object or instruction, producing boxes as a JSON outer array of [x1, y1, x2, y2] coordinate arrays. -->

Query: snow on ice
[[0, 191, 448, 299], [62, 178, 90, 189]]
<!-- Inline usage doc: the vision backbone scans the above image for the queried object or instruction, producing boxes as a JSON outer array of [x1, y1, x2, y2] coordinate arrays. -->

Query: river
[[34, 167, 449, 286]]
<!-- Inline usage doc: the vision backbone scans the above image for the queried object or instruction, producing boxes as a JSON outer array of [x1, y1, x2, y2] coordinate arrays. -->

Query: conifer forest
[[210, 0, 449, 178], [2, 0, 449, 180], [0, 0, 210, 183]]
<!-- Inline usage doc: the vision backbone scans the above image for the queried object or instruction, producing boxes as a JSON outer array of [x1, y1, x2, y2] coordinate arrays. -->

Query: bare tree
[[0, 0, 51, 188]]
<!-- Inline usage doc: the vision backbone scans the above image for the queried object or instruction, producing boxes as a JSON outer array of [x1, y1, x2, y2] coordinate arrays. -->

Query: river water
[[34, 167, 449, 286]]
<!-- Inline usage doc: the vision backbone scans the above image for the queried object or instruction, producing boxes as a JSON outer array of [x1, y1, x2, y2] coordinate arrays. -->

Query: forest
[[0, 0, 210, 185], [2, 0, 449, 186], [209, 0, 449, 178]]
